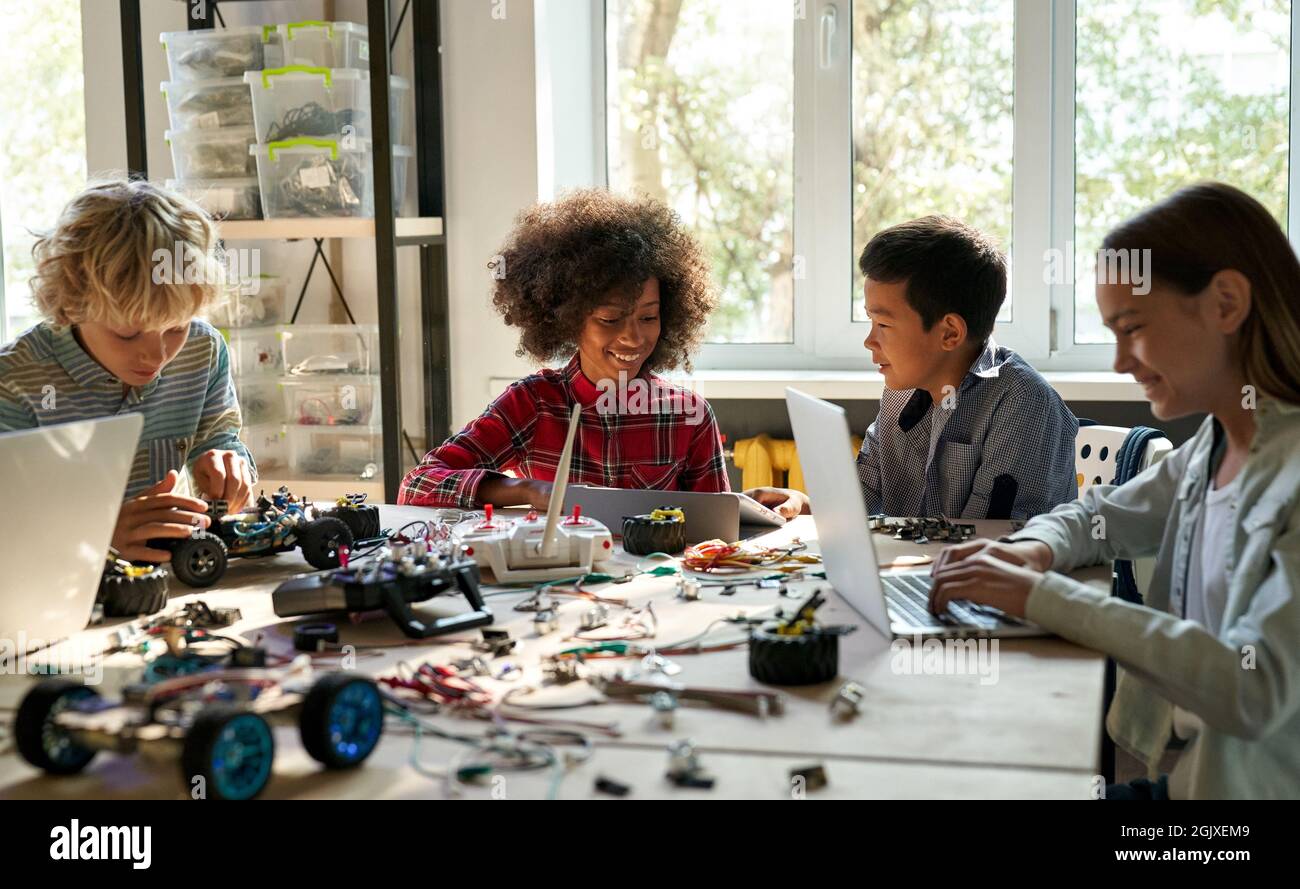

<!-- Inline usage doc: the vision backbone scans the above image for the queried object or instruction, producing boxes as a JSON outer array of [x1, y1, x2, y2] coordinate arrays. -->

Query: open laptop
[[0, 414, 143, 650], [563, 485, 785, 543], [786, 387, 1046, 639]]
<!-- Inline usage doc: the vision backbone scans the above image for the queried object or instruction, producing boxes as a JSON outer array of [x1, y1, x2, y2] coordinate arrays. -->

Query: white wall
[[440, 0, 542, 430]]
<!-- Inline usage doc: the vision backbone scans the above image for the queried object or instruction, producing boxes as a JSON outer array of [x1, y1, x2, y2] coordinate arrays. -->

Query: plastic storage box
[[235, 378, 287, 427], [240, 424, 290, 476], [281, 324, 379, 376], [226, 326, 286, 377], [250, 138, 411, 218], [161, 26, 281, 80], [165, 126, 257, 178], [162, 77, 254, 130], [273, 21, 370, 69], [282, 375, 379, 428], [208, 275, 286, 329], [244, 67, 409, 144], [166, 177, 261, 221], [289, 426, 382, 480]]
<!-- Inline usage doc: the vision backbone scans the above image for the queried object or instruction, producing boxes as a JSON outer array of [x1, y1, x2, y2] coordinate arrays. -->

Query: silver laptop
[[0, 414, 143, 649], [785, 387, 1045, 639], [563, 485, 785, 543]]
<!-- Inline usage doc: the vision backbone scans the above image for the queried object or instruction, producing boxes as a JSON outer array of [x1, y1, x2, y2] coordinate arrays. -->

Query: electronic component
[[533, 609, 559, 635], [675, 578, 702, 601], [831, 680, 867, 721], [580, 603, 609, 631], [594, 775, 631, 797], [790, 763, 828, 791], [293, 622, 339, 652], [666, 739, 714, 789], [650, 690, 677, 729], [748, 589, 857, 686], [477, 628, 516, 656], [621, 507, 687, 556], [867, 515, 976, 543]]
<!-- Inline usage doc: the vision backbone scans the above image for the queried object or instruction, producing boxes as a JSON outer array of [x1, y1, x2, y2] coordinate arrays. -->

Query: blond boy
[[0, 179, 256, 561]]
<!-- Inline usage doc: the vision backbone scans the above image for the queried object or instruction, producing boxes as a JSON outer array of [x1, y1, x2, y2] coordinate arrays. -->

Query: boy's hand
[[744, 486, 810, 518], [112, 470, 211, 563], [192, 449, 254, 511]]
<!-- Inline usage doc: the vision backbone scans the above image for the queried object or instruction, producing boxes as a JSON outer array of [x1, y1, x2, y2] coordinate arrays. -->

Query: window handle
[[819, 4, 838, 69]]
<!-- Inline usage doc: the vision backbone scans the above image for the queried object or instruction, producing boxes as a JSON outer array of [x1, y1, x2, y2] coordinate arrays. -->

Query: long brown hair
[[1102, 182, 1300, 405]]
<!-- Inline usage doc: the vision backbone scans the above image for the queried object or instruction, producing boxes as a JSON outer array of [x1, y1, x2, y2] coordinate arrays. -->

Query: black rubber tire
[[297, 517, 353, 570], [169, 533, 229, 588], [748, 621, 840, 686], [621, 515, 686, 555], [299, 673, 384, 769], [98, 566, 169, 617], [181, 705, 275, 801], [323, 504, 381, 541], [15, 680, 101, 774]]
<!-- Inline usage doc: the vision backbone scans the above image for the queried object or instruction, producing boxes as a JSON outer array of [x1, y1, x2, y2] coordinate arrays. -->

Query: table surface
[[0, 508, 1108, 800]]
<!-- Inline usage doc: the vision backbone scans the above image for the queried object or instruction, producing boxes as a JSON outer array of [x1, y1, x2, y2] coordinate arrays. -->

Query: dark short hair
[[858, 215, 1007, 343]]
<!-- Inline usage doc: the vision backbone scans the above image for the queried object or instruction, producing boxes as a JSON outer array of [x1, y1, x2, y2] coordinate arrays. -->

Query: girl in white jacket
[[929, 182, 1300, 799]]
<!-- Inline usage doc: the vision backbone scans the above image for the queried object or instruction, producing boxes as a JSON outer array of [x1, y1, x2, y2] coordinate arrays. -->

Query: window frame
[[596, 0, 1299, 373]]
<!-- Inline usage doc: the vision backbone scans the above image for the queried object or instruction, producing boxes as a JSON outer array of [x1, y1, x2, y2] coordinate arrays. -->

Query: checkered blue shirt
[[856, 340, 1078, 520]]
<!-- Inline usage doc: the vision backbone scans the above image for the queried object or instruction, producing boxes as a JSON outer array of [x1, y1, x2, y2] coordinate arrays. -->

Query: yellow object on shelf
[[731, 433, 862, 493]]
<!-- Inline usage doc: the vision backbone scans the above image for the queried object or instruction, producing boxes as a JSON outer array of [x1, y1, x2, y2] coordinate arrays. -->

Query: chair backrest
[[1075, 424, 1175, 497], [1075, 425, 1132, 496]]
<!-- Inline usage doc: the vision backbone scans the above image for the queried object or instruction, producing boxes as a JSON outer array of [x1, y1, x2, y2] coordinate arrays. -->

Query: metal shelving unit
[[118, 0, 452, 502]]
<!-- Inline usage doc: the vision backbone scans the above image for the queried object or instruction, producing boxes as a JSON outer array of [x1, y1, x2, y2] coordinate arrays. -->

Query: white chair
[[1073, 424, 1173, 600]]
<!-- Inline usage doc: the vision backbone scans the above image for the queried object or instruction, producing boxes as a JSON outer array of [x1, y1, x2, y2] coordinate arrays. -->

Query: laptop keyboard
[[882, 574, 1006, 631]]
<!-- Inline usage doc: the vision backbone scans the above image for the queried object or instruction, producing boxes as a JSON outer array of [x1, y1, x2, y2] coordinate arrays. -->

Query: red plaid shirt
[[398, 354, 731, 508]]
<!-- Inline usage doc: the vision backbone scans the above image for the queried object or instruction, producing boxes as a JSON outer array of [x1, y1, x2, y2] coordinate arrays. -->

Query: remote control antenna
[[538, 404, 582, 557]]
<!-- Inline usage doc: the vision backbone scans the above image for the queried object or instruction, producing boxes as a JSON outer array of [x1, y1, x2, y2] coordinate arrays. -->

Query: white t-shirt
[[1173, 472, 1241, 747]]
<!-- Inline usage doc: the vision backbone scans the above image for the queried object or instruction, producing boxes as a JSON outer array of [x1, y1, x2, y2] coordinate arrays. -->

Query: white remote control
[[455, 405, 614, 583]]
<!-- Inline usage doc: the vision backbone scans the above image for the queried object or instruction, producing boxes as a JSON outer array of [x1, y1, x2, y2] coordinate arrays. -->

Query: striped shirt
[[398, 353, 730, 509], [0, 320, 255, 497], [856, 339, 1078, 521]]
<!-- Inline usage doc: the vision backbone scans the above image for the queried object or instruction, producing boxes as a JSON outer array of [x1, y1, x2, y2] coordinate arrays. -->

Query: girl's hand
[[928, 552, 1043, 619]]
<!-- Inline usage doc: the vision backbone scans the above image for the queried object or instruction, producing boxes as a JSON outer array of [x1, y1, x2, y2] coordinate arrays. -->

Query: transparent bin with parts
[[281, 324, 378, 377], [208, 275, 285, 329], [235, 378, 287, 428], [244, 67, 409, 145], [272, 21, 371, 70], [166, 126, 258, 179], [226, 326, 286, 377], [165, 177, 261, 221], [240, 424, 289, 477], [283, 375, 379, 429], [250, 138, 411, 219], [288, 426, 382, 480], [161, 26, 281, 80], [162, 77, 254, 130]]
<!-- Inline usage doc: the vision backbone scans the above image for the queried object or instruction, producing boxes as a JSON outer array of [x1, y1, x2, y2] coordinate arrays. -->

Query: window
[[0, 0, 87, 343], [606, 0, 795, 344], [1072, 0, 1291, 344], [851, 0, 1014, 324], [598, 0, 1297, 370]]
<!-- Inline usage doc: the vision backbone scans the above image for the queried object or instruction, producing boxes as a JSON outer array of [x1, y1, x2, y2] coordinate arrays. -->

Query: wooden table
[[0, 508, 1107, 799]]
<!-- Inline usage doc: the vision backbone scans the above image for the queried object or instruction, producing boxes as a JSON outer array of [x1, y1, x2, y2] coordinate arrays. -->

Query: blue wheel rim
[[326, 682, 383, 763], [210, 714, 274, 800], [44, 688, 97, 768]]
